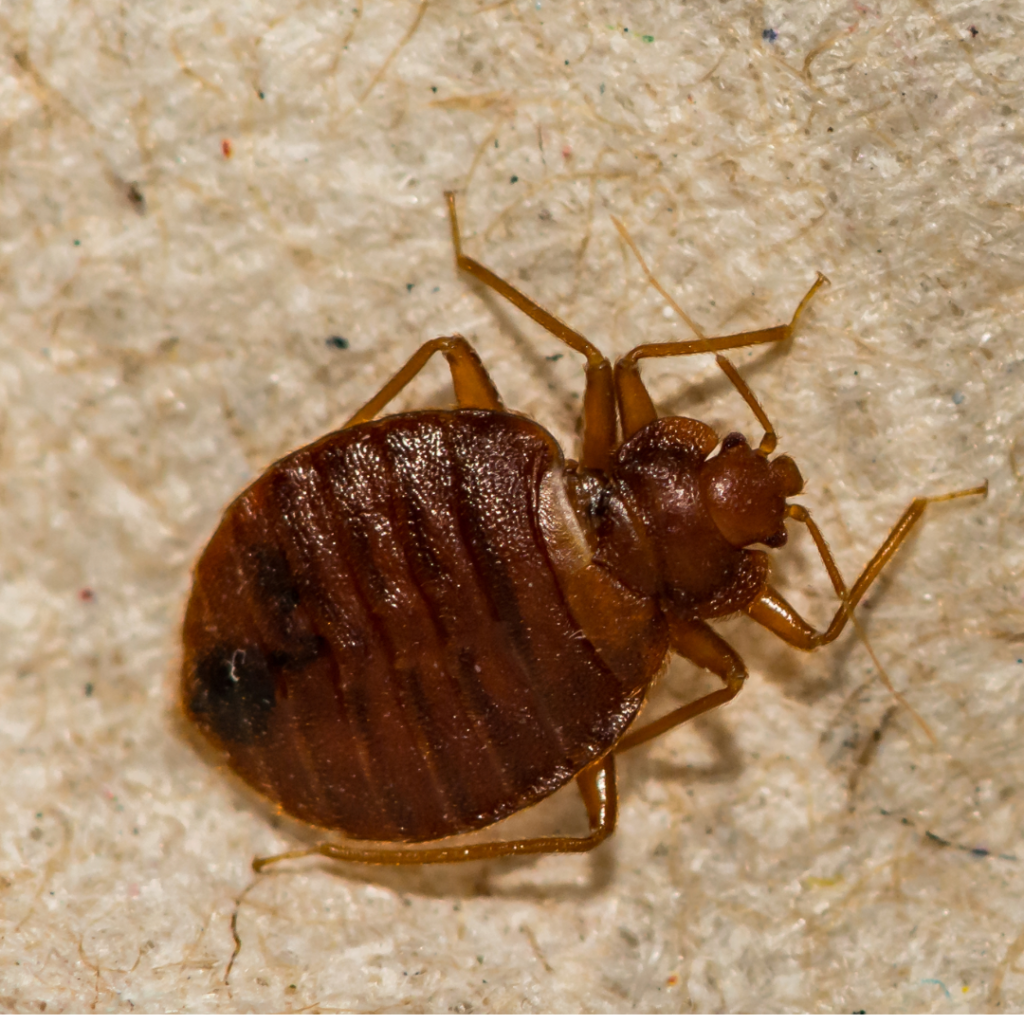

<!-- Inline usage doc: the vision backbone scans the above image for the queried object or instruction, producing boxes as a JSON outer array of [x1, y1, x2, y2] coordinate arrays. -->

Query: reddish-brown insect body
[[181, 194, 984, 870]]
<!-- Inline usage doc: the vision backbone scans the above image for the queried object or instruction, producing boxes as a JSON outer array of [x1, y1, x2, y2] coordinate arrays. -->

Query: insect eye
[[720, 432, 747, 452], [770, 454, 804, 497]]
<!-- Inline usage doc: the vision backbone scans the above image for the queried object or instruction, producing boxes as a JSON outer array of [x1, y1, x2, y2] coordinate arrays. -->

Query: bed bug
[[181, 192, 985, 870]]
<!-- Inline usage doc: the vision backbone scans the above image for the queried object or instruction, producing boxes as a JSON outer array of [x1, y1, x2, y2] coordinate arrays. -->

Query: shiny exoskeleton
[[181, 193, 985, 869]]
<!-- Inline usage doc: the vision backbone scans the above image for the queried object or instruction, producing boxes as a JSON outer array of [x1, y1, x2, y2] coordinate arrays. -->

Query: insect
[[181, 192, 985, 870]]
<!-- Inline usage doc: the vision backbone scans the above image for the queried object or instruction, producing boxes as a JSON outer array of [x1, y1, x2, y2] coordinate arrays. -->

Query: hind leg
[[253, 755, 617, 870]]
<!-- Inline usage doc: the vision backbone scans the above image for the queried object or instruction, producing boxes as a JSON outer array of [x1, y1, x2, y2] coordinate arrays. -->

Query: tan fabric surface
[[1, 0, 1021, 1011]]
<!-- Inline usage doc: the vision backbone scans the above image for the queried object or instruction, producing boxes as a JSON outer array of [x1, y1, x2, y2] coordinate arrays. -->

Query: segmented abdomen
[[182, 409, 644, 842]]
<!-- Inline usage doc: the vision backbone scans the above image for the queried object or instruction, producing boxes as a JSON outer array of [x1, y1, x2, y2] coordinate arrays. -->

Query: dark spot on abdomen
[[190, 645, 276, 744]]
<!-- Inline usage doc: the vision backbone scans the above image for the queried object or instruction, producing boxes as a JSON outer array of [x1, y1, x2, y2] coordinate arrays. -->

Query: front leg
[[749, 484, 988, 648]]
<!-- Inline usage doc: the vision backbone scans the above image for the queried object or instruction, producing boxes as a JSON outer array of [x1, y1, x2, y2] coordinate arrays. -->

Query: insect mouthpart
[[181, 193, 985, 873]]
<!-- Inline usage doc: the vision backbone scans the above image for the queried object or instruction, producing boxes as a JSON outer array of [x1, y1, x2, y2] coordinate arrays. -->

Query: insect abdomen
[[182, 410, 645, 842]]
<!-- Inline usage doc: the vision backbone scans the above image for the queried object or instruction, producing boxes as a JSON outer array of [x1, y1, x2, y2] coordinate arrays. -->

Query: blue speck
[[920, 979, 952, 1001], [952, 391, 965, 405], [762, 28, 778, 42], [326, 335, 349, 350]]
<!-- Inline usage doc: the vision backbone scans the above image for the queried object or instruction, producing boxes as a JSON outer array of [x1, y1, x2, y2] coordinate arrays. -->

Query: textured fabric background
[[1, 0, 1022, 1012]]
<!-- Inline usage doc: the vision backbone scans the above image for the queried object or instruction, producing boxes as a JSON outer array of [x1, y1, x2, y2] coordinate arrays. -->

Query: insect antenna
[[610, 213, 782, 454], [612, 211, 945, 741]]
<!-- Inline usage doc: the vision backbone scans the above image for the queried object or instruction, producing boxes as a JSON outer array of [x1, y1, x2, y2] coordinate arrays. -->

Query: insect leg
[[614, 274, 828, 444], [615, 619, 747, 753], [344, 334, 503, 427], [445, 191, 616, 472], [251, 756, 617, 870], [747, 485, 988, 648]]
